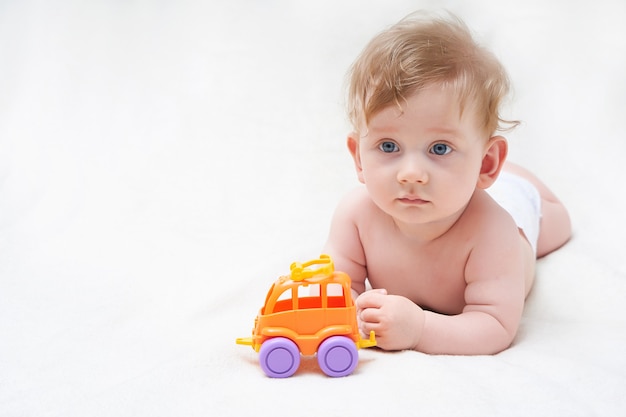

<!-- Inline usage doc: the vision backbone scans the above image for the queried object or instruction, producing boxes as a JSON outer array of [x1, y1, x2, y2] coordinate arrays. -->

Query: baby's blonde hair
[[347, 11, 519, 136]]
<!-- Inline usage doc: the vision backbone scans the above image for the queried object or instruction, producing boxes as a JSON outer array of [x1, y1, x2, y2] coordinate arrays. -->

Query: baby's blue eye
[[379, 141, 399, 153], [430, 143, 451, 156]]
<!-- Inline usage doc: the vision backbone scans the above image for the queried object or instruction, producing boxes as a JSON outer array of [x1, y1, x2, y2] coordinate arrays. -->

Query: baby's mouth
[[398, 196, 429, 205]]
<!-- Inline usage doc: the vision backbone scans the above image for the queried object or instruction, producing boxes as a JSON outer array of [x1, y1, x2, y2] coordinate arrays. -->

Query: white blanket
[[2, 1, 625, 416]]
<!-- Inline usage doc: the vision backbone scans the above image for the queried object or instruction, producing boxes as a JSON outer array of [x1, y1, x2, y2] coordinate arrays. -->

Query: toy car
[[236, 254, 376, 378]]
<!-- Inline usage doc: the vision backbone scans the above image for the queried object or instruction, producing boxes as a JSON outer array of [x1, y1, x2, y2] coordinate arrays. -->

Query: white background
[[1, 1, 625, 416]]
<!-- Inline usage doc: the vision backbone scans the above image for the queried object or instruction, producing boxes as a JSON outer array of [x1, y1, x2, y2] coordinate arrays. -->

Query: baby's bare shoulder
[[462, 190, 518, 234], [462, 191, 525, 270], [336, 186, 378, 217]]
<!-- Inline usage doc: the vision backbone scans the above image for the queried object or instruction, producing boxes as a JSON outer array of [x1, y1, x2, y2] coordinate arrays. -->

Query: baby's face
[[350, 85, 489, 228]]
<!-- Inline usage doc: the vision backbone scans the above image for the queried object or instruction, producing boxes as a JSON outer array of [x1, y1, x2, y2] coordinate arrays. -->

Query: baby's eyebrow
[[424, 125, 460, 135], [365, 124, 398, 136]]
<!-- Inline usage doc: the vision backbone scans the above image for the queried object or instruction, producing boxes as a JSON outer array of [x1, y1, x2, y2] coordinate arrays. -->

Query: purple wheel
[[259, 338, 300, 378], [317, 336, 358, 377]]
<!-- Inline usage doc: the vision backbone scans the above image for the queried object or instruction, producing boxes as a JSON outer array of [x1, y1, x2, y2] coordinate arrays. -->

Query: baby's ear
[[347, 133, 365, 184], [477, 136, 508, 189]]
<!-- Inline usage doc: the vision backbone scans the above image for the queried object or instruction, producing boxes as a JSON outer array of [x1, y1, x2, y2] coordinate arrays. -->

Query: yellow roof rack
[[289, 254, 334, 282]]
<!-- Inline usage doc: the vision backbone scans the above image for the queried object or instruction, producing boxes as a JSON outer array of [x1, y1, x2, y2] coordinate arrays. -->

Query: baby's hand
[[355, 289, 425, 351]]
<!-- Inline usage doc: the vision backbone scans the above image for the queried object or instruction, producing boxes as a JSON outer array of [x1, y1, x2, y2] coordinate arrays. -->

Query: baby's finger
[[359, 315, 381, 336], [359, 307, 381, 324], [355, 289, 387, 309]]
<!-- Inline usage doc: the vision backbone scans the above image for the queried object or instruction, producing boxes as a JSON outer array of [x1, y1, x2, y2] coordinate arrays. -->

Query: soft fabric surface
[[2, 1, 625, 416]]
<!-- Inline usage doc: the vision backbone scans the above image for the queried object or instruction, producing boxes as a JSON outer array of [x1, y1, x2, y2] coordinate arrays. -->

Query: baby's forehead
[[361, 87, 486, 134]]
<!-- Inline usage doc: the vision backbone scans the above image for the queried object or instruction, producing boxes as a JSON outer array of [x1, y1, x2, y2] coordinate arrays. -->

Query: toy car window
[[299, 284, 321, 297], [277, 288, 292, 302], [271, 288, 294, 313], [327, 283, 344, 296]]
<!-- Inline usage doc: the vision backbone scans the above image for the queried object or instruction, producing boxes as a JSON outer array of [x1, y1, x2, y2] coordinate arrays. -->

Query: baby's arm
[[429, 229, 526, 354], [357, 262, 525, 354], [357, 223, 527, 354], [322, 188, 368, 296], [417, 253, 525, 355]]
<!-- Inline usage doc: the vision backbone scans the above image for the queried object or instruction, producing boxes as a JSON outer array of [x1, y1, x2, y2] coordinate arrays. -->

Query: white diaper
[[486, 171, 542, 254]]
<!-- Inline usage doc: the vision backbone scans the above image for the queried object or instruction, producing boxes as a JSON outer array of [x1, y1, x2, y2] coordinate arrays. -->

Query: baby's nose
[[397, 158, 428, 183]]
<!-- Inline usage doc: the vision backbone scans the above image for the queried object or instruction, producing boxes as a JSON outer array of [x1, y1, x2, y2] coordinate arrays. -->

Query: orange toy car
[[236, 254, 376, 377]]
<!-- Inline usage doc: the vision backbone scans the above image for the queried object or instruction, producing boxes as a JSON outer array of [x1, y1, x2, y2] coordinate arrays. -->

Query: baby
[[322, 12, 571, 354]]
